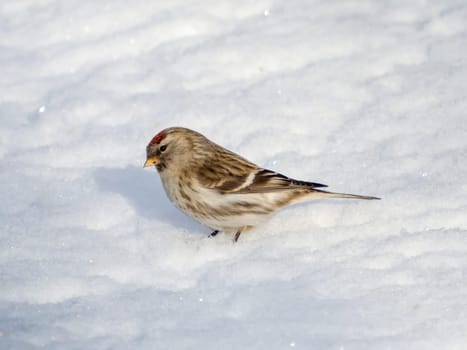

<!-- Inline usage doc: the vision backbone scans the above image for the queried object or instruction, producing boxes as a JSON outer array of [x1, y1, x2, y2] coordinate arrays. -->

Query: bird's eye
[[159, 145, 167, 152]]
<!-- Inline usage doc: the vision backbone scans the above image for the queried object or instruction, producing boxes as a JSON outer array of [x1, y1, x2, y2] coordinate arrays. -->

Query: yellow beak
[[144, 156, 160, 168]]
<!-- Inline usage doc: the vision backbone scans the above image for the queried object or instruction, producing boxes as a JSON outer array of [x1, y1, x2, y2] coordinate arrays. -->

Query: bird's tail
[[312, 189, 381, 200]]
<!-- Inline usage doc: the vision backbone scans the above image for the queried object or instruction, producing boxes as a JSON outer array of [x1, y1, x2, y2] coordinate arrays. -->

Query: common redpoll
[[144, 127, 379, 242]]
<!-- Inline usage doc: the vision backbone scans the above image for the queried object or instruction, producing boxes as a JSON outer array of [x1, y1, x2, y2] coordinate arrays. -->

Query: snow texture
[[1, 1, 467, 349]]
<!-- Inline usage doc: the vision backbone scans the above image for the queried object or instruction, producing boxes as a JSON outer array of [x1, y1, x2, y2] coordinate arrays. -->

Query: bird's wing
[[196, 160, 327, 194], [194, 142, 327, 194]]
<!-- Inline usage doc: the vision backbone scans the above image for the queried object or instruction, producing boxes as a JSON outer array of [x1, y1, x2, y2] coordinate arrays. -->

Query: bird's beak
[[144, 156, 160, 168]]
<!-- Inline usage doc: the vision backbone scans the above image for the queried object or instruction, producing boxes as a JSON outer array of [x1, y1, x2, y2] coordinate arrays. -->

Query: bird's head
[[144, 127, 206, 172]]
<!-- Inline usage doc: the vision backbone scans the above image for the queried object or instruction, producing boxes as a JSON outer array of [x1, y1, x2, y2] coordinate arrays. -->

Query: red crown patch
[[150, 131, 167, 145]]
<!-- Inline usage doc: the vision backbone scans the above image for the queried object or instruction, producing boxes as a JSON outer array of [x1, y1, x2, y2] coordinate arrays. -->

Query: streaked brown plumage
[[144, 127, 380, 242]]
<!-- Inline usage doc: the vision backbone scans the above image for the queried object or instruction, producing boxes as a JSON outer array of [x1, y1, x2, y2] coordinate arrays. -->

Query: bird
[[144, 127, 380, 242]]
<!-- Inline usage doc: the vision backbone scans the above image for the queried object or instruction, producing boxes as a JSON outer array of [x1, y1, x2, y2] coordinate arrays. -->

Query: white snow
[[1, 0, 467, 349]]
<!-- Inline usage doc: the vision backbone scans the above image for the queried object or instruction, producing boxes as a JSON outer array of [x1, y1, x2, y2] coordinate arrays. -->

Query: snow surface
[[1, 0, 467, 349]]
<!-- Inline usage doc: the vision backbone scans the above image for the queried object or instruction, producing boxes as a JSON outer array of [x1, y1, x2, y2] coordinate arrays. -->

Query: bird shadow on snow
[[93, 165, 204, 233]]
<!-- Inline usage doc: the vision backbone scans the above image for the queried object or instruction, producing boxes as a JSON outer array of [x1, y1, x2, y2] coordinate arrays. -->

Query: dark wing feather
[[234, 169, 327, 194]]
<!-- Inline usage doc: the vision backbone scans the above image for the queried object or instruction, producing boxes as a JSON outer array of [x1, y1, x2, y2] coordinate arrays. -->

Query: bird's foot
[[208, 230, 220, 238]]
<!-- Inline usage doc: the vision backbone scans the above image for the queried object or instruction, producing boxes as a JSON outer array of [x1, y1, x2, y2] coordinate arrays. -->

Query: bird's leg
[[233, 229, 243, 242], [209, 230, 220, 237], [233, 226, 253, 242]]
